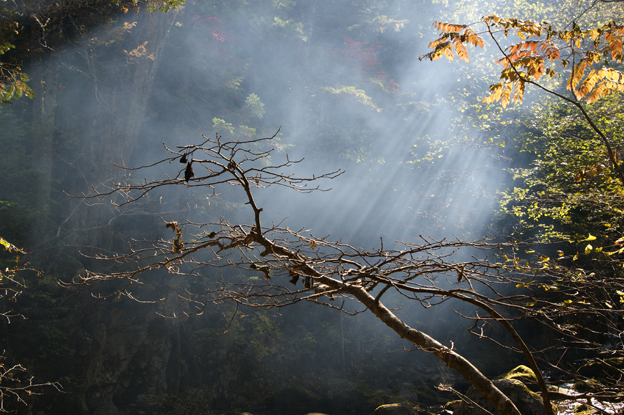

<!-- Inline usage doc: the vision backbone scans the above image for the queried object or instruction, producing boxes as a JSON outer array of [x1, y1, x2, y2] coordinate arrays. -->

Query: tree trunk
[[85, 10, 176, 181], [73, 9, 176, 249], [343, 283, 523, 415], [29, 55, 59, 247], [258, 232, 524, 415]]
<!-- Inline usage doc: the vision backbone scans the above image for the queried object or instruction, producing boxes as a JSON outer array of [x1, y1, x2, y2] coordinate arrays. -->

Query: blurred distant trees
[[0, 0, 179, 253]]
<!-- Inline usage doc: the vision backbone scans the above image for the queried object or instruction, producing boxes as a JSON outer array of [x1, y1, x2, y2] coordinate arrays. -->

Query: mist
[[131, 0, 507, 241], [0, 0, 562, 413], [137, 0, 513, 400]]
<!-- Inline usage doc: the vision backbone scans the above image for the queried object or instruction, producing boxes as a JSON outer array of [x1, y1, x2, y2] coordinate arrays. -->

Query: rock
[[268, 385, 320, 414], [445, 400, 462, 411], [453, 379, 553, 415], [374, 403, 416, 415], [578, 357, 624, 379], [91, 395, 120, 415], [398, 383, 420, 403], [135, 394, 163, 408], [321, 379, 389, 414]]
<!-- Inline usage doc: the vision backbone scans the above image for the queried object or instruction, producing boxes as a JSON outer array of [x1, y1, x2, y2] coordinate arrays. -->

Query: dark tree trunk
[[73, 9, 176, 249], [85, 10, 176, 181], [29, 55, 59, 247]]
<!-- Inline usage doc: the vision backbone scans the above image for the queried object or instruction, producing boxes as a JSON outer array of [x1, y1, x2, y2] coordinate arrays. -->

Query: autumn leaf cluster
[[422, 16, 624, 107]]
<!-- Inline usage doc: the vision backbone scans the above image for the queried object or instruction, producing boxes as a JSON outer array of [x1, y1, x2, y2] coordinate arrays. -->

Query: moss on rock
[[374, 402, 417, 415], [453, 379, 554, 415]]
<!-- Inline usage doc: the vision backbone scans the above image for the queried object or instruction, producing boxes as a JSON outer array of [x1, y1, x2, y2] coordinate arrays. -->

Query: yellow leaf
[[568, 61, 586, 93], [433, 21, 467, 33], [585, 244, 593, 254], [589, 28, 600, 40], [453, 39, 469, 62]]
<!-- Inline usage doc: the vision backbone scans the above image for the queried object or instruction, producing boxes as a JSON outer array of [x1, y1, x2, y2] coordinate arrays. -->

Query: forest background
[[1, 0, 623, 414]]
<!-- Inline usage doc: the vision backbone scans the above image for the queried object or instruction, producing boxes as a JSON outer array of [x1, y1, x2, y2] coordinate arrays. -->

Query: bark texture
[[348, 284, 523, 415], [29, 55, 59, 246], [84, 10, 176, 181], [74, 9, 176, 248]]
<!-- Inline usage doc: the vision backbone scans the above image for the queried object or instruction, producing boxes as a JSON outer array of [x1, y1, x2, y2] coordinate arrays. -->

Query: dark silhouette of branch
[[73, 129, 602, 415]]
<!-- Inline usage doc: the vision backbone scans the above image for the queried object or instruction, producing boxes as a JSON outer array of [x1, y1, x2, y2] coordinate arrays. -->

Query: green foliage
[[109, 0, 185, 14], [272, 17, 306, 40], [322, 86, 380, 111], [212, 117, 260, 140], [0, 235, 27, 289], [0, 9, 35, 105], [498, 94, 624, 246], [0, 236, 23, 254], [0, 70, 34, 105], [243, 93, 265, 119], [425, 3, 624, 259], [212, 117, 235, 135]]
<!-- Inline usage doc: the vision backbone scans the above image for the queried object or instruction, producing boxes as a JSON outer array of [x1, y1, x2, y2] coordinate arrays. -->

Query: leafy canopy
[[498, 94, 624, 244], [0, 8, 34, 104], [421, 16, 624, 107]]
